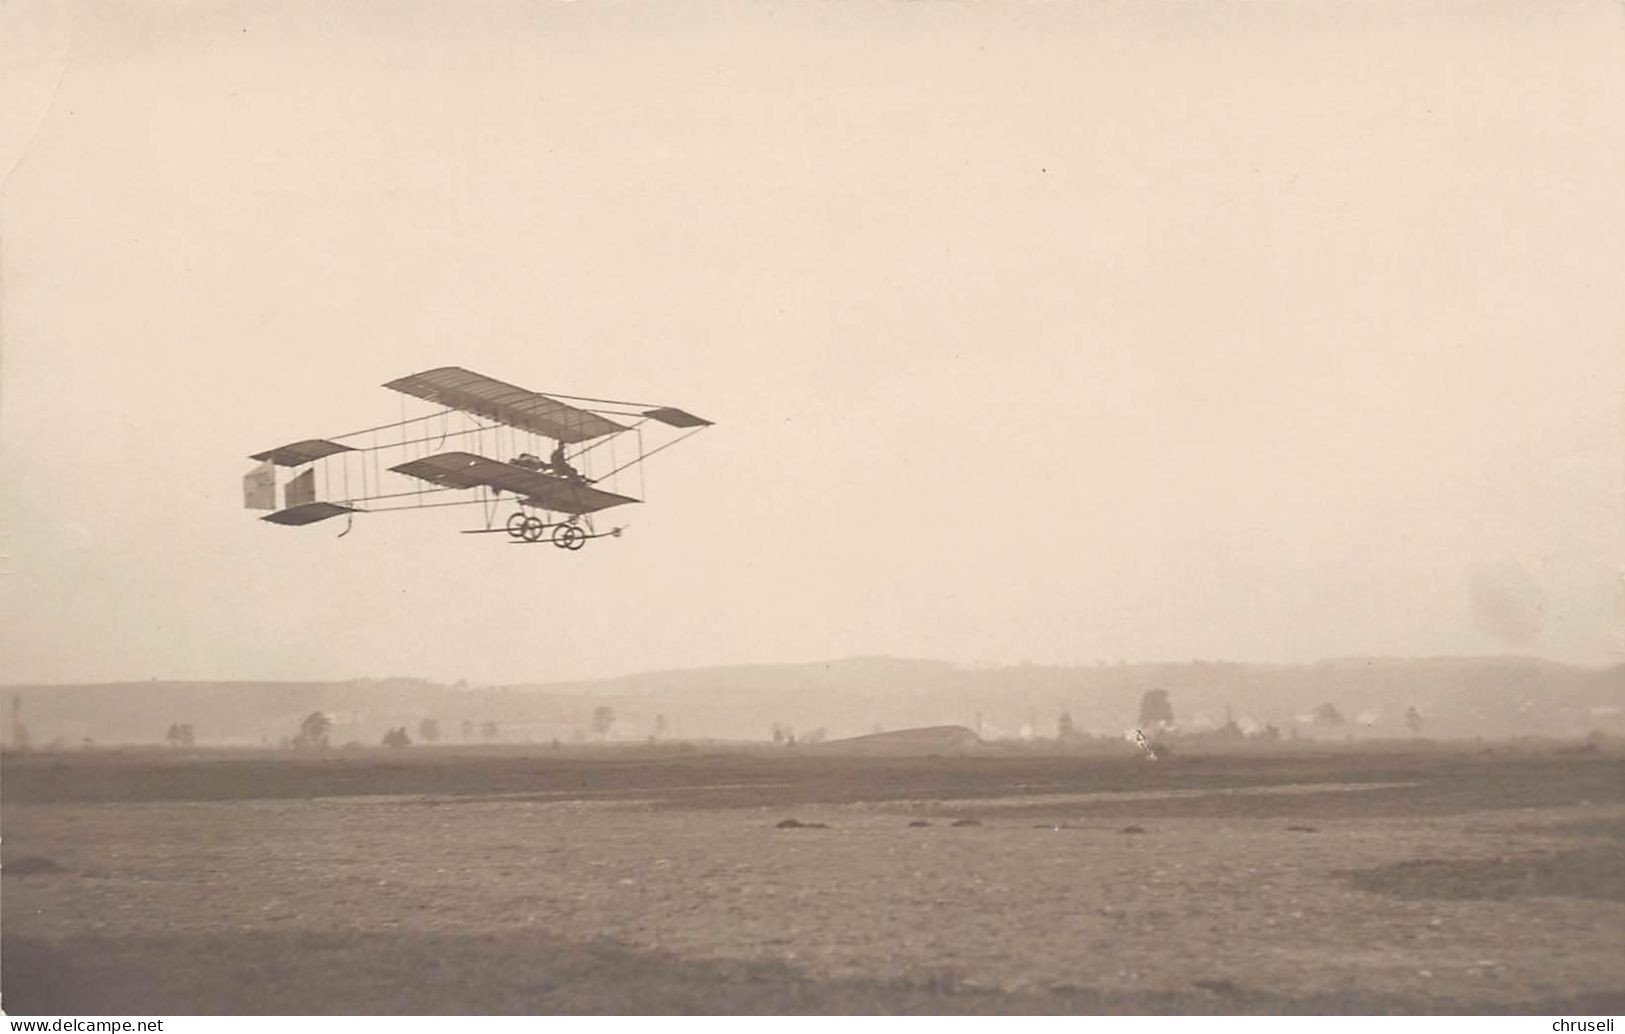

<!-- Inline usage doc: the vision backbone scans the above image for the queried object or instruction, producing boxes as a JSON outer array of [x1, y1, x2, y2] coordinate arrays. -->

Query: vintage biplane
[[243, 367, 711, 549]]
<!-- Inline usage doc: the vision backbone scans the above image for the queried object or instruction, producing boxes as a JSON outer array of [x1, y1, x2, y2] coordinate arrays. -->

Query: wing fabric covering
[[390, 452, 639, 515], [383, 367, 625, 444], [642, 406, 713, 429], [243, 461, 276, 510], [285, 468, 317, 509], [249, 439, 356, 467], [262, 501, 357, 526]]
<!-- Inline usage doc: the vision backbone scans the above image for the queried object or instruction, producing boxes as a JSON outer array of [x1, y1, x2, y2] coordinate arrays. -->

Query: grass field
[[3, 743, 1622, 1014]]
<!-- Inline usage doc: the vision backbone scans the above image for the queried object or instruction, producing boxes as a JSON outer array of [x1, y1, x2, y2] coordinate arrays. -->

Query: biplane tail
[[245, 440, 362, 525]]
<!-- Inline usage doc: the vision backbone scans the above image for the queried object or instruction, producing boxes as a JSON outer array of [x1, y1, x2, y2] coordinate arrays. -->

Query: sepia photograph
[[2, 0, 1622, 1023]]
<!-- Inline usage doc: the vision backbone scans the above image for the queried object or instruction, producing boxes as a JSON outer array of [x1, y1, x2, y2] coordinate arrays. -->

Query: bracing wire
[[596, 427, 705, 482], [362, 497, 500, 515], [329, 408, 456, 442], [342, 420, 496, 454], [353, 484, 463, 504], [562, 420, 648, 466]]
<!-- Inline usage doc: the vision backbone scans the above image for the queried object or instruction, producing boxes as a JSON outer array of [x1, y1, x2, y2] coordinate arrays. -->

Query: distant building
[[818, 725, 984, 754]]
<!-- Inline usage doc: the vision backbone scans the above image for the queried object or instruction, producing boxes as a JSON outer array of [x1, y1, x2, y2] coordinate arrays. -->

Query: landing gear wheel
[[552, 524, 586, 550], [522, 516, 547, 542], [506, 512, 530, 539]]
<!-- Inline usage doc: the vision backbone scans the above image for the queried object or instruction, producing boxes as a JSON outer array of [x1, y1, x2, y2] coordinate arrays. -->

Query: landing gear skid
[[510, 524, 624, 549], [463, 511, 622, 549]]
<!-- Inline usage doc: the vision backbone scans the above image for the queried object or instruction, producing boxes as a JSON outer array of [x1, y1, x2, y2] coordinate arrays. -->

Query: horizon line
[[5, 650, 1620, 691]]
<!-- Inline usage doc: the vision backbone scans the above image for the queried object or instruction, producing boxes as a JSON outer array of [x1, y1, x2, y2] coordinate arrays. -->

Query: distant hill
[[4, 655, 1621, 748]]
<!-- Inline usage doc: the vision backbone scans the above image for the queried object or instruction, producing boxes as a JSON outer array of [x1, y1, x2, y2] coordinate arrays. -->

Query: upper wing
[[390, 451, 640, 515], [383, 367, 626, 444]]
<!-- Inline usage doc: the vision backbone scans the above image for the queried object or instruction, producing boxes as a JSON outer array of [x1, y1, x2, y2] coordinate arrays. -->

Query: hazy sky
[[3, 0, 1622, 684]]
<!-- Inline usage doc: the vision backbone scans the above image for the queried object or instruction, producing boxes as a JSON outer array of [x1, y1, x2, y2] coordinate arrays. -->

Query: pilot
[[513, 452, 545, 471], [549, 442, 585, 482]]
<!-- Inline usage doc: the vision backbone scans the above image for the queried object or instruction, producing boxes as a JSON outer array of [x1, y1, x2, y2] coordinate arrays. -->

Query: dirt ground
[[3, 745, 1622, 1014]]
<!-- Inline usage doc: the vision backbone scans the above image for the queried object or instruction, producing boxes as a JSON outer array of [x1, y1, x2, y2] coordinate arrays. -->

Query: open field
[[3, 744, 1623, 1014]]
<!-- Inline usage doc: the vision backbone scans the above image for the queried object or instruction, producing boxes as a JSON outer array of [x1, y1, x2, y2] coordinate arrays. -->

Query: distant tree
[[1256, 723, 1281, 741], [771, 723, 786, 745], [1056, 710, 1078, 742], [1312, 703, 1345, 727], [1404, 707, 1424, 736], [294, 712, 331, 750], [461, 719, 474, 742], [481, 721, 499, 743], [382, 726, 411, 749], [653, 714, 669, 740], [591, 706, 616, 741], [1138, 690, 1174, 730], [418, 717, 441, 744], [9, 694, 28, 752], [165, 723, 196, 748]]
